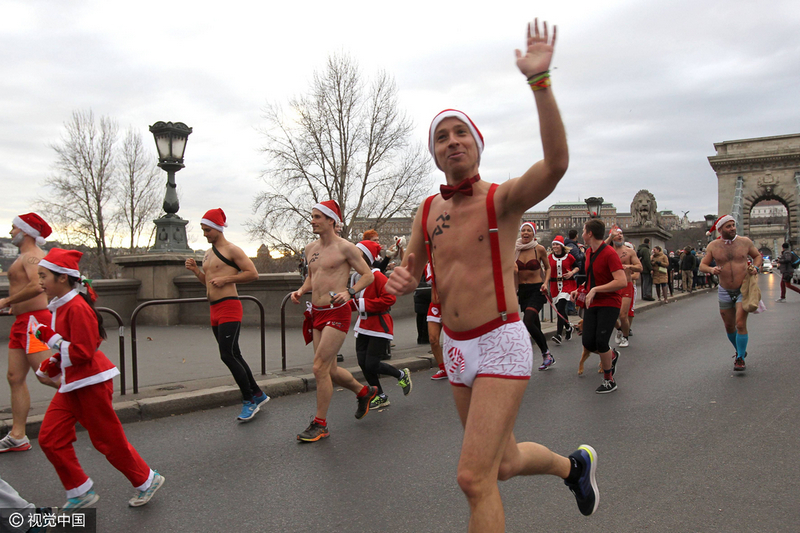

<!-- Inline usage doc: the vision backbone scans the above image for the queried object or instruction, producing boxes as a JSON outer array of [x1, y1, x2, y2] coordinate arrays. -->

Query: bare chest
[[202, 251, 235, 278], [7, 255, 38, 287], [428, 200, 494, 265], [307, 246, 348, 278]]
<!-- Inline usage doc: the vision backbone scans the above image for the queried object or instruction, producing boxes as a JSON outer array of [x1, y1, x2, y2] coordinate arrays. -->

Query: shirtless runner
[[185, 208, 268, 422], [386, 19, 599, 530], [605, 227, 642, 348], [0, 214, 58, 453], [291, 200, 376, 442], [699, 215, 762, 371]]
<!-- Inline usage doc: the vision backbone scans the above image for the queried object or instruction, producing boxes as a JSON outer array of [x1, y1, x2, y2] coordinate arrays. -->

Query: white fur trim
[[13, 216, 46, 245], [355, 243, 375, 263], [428, 110, 484, 170], [65, 478, 94, 499], [39, 260, 80, 279], [313, 203, 340, 225], [707, 214, 734, 235], [135, 469, 156, 492], [59, 367, 120, 393], [46, 333, 63, 350], [200, 218, 225, 232]]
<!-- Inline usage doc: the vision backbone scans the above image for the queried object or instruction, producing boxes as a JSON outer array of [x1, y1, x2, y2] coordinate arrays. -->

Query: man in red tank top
[[386, 19, 600, 529]]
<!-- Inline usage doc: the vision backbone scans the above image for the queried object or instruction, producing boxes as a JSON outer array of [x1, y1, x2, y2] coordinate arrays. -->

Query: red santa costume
[[34, 249, 159, 501], [548, 235, 578, 340], [349, 241, 406, 401]]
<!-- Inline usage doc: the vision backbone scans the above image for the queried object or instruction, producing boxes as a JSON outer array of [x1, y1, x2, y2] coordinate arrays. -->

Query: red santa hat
[[707, 214, 735, 236], [356, 240, 382, 264], [39, 248, 83, 278], [552, 235, 565, 246], [520, 222, 536, 236], [200, 208, 228, 232], [313, 200, 342, 226], [13, 213, 52, 246], [428, 109, 485, 170]]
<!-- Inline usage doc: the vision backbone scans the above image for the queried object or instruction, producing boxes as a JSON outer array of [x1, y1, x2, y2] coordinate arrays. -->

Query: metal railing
[[96, 307, 127, 395], [280, 292, 296, 371], [1, 307, 128, 395], [129, 296, 266, 394]]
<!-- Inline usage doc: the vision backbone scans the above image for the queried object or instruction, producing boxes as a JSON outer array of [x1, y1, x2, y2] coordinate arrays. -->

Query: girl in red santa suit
[[34, 248, 164, 510], [548, 235, 579, 345], [350, 241, 412, 409]]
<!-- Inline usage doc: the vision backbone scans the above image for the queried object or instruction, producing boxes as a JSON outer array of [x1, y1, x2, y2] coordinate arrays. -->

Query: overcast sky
[[2, 0, 799, 255]]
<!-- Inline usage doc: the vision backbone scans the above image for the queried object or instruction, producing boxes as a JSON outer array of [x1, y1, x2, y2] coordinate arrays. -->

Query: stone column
[[113, 253, 195, 325]]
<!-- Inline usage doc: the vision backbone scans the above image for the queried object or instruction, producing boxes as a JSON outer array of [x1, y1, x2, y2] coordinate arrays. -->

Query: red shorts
[[619, 281, 634, 300], [9, 310, 52, 353], [312, 303, 351, 333], [427, 303, 441, 323], [209, 297, 243, 327]]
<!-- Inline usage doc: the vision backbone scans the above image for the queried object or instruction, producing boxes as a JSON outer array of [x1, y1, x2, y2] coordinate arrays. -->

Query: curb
[[4, 356, 437, 439]]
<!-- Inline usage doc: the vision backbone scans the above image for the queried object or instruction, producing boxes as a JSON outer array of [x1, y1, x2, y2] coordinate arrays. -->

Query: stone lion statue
[[630, 190, 661, 227]]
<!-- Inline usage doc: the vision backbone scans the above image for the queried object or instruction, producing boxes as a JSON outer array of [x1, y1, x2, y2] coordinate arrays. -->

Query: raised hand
[[515, 18, 556, 79]]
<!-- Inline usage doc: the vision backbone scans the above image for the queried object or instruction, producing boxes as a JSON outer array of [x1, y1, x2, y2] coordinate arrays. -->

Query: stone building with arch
[[708, 133, 800, 255]]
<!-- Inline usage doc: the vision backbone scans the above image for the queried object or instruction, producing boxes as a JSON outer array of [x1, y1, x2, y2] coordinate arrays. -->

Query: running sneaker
[[397, 368, 412, 396], [628, 328, 634, 337], [355, 386, 377, 419], [776, 298, 786, 303], [551, 334, 562, 346], [370, 394, 390, 409], [565, 325, 573, 341], [564, 445, 599, 516], [297, 420, 330, 442], [595, 379, 617, 394], [63, 490, 99, 510], [0, 434, 31, 453], [538, 353, 556, 371], [614, 329, 623, 344], [734, 356, 746, 371], [618, 337, 629, 348], [253, 392, 271, 407], [236, 401, 260, 422], [431, 369, 448, 380], [129, 472, 165, 507]]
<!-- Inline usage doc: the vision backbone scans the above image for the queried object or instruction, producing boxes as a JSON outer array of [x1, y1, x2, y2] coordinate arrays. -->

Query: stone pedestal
[[151, 215, 192, 253], [113, 253, 196, 325], [624, 227, 673, 252]]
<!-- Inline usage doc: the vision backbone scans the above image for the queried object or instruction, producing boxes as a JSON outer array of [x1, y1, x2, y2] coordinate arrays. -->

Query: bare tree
[[116, 127, 162, 250], [40, 110, 118, 277], [249, 53, 433, 253]]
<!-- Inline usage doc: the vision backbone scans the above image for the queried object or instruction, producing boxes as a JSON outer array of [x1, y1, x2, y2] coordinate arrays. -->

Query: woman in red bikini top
[[514, 222, 553, 367]]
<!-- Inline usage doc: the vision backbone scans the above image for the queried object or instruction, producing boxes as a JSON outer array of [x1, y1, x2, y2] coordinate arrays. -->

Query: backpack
[[791, 251, 800, 268]]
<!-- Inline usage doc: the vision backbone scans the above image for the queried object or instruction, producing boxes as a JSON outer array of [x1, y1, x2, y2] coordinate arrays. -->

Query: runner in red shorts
[[0, 213, 58, 454], [185, 208, 267, 423], [604, 227, 642, 348], [291, 200, 377, 442]]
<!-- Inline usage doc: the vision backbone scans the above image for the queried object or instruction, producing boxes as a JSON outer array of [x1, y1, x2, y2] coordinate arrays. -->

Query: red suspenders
[[421, 184, 508, 321]]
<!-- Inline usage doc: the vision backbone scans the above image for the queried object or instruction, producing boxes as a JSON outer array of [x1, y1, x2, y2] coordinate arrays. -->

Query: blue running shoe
[[237, 401, 260, 422], [63, 489, 99, 510], [564, 445, 599, 516], [253, 392, 270, 406]]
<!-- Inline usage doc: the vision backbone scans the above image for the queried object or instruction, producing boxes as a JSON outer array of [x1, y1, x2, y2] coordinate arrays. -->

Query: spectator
[[680, 246, 695, 293], [651, 246, 670, 303], [637, 238, 654, 300]]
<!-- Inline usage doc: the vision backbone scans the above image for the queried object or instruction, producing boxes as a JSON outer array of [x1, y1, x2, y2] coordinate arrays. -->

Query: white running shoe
[[776, 298, 786, 303], [619, 337, 629, 348], [614, 329, 623, 345]]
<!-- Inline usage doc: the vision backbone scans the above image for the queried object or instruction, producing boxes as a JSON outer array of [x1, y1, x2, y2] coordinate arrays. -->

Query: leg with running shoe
[[356, 335, 411, 409], [213, 321, 268, 422], [39, 381, 164, 509], [298, 327, 375, 442], [453, 378, 598, 530], [583, 307, 620, 394]]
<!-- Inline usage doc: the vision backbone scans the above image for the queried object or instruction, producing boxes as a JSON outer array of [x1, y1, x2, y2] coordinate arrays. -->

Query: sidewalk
[[0, 285, 713, 438]]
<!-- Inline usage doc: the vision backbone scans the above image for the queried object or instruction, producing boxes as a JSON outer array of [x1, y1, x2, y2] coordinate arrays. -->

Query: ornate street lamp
[[585, 197, 604, 219], [149, 121, 193, 252], [705, 213, 716, 243]]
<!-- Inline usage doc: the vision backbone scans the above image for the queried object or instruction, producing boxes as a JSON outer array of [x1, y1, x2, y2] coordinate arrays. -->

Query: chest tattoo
[[431, 213, 451, 242], [309, 252, 320, 264]]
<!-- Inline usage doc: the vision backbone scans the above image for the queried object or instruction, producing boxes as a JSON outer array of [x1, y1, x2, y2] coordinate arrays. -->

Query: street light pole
[[149, 121, 193, 252], [585, 197, 604, 219]]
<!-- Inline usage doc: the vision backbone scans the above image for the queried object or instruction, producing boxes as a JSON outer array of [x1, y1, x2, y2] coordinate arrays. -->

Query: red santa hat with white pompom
[[200, 208, 228, 232], [707, 214, 735, 236]]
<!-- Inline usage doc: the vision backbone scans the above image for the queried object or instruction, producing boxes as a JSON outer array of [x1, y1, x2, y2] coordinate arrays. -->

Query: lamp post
[[585, 197, 604, 220], [149, 121, 193, 252], [705, 214, 716, 243]]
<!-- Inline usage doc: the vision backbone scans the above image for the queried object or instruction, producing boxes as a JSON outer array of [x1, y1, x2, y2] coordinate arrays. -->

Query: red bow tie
[[440, 175, 481, 200]]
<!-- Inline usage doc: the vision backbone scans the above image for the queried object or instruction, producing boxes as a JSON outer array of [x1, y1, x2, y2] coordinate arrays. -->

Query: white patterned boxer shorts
[[442, 318, 532, 388]]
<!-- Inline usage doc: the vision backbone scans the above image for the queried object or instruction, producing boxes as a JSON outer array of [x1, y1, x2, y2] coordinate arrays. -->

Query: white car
[[761, 262, 773, 274]]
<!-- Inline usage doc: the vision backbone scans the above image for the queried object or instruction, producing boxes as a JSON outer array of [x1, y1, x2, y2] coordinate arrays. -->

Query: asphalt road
[[2, 275, 798, 532]]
